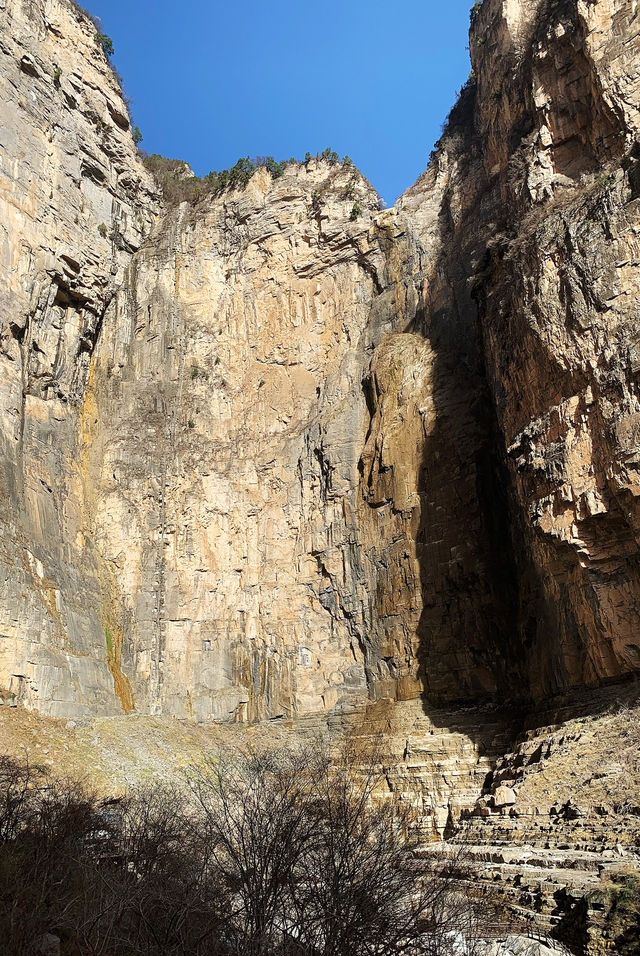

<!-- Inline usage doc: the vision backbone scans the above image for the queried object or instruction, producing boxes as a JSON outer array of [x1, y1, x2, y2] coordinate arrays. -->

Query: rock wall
[[0, 0, 157, 716], [467, 0, 640, 696], [384, 0, 640, 703], [84, 163, 388, 721], [1, 0, 640, 721]]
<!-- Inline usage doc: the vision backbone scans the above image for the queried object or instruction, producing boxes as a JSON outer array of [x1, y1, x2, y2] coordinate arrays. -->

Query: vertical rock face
[[0, 0, 156, 715], [1, 0, 640, 720], [467, 0, 640, 695], [84, 164, 388, 720]]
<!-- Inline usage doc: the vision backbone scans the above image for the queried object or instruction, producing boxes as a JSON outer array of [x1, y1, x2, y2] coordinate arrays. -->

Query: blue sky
[[92, 1, 473, 206]]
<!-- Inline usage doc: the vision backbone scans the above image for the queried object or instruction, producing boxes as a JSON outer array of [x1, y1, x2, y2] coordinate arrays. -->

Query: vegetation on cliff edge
[[143, 150, 357, 206]]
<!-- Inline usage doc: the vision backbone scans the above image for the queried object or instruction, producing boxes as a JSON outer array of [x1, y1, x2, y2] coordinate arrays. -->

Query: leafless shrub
[[0, 762, 224, 955], [0, 741, 486, 956], [188, 737, 479, 956]]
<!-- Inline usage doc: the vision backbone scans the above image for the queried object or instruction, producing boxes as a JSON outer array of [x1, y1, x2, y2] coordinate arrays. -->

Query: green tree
[[97, 33, 114, 57]]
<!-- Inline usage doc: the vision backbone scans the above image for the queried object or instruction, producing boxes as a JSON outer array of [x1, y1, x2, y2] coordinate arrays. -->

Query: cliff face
[[2, 0, 640, 721], [466, 0, 640, 695], [387, 0, 640, 703], [85, 163, 388, 721], [0, 0, 157, 715]]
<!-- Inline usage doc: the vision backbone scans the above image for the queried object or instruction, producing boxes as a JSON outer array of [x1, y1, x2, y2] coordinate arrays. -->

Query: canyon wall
[[462, 0, 640, 695], [1, 0, 640, 722], [0, 0, 157, 716]]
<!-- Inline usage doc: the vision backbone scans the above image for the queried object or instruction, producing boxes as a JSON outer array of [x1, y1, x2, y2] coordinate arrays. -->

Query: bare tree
[[189, 747, 316, 955], [0, 741, 481, 956], [292, 737, 475, 956], [188, 738, 477, 956], [0, 763, 226, 956]]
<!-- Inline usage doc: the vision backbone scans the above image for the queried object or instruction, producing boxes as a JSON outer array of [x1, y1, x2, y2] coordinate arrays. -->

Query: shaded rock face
[[1, 0, 640, 719], [392, 0, 640, 703], [467, 0, 640, 695]]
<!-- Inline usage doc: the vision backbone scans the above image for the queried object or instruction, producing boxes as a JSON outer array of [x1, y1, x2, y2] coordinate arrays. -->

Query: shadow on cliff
[[404, 220, 640, 754], [405, 205, 640, 761], [404, 268, 528, 754], [362, 0, 640, 767], [391, 84, 529, 754]]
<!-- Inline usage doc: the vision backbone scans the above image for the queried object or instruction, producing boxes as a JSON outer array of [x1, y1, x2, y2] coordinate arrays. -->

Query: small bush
[[321, 146, 340, 163], [97, 33, 114, 57], [350, 201, 362, 220], [589, 871, 640, 956], [53, 65, 62, 86], [132, 126, 142, 145], [470, 1, 483, 25], [256, 155, 286, 178], [343, 168, 359, 200], [98, 223, 108, 238]]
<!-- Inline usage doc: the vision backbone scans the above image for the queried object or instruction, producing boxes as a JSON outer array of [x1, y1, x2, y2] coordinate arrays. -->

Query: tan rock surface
[[84, 161, 387, 720], [1, 0, 640, 780], [3, 0, 640, 945], [0, 0, 157, 716]]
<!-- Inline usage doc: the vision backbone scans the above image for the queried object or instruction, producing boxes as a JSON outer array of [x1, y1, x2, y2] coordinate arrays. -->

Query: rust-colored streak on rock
[[105, 625, 135, 715], [2, 0, 640, 723]]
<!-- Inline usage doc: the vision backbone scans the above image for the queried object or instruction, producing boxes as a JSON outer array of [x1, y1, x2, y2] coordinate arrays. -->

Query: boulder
[[494, 785, 517, 808]]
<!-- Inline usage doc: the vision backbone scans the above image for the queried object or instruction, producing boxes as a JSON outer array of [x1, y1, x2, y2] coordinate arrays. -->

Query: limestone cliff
[[0, 0, 157, 715], [430, 0, 640, 697], [1, 0, 640, 727]]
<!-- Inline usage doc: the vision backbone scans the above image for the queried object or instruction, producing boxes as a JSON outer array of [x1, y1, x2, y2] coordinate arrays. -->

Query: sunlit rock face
[[86, 163, 389, 721], [0, 0, 157, 716], [2, 0, 640, 720]]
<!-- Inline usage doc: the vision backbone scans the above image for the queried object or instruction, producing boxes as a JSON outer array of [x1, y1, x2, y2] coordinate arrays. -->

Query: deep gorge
[[2, 0, 640, 948]]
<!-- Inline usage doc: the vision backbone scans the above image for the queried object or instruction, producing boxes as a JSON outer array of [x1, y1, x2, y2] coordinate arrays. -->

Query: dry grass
[[509, 697, 640, 815], [0, 707, 302, 793]]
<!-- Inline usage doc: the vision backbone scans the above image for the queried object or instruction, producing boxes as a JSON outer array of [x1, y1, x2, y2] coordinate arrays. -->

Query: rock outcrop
[[0, 0, 157, 716], [468, 0, 640, 696], [85, 162, 389, 721], [1, 0, 640, 787]]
